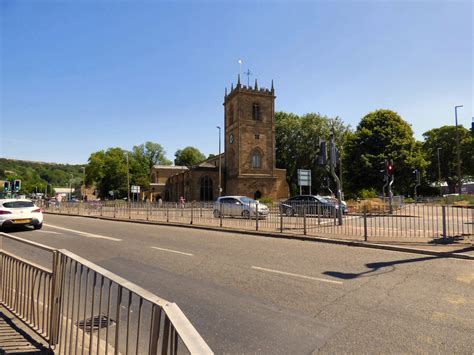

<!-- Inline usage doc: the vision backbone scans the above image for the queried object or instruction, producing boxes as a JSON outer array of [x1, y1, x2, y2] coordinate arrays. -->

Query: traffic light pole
[[329, 133, 343, 225], [388, 174, 394, 214]]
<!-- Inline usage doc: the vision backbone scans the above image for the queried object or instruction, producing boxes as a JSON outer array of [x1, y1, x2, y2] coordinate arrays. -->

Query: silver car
[[213, 196, 269, 219]]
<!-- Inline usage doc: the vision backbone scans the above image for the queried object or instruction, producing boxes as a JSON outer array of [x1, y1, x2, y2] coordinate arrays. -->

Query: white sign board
[[131, 185, 140, 193], [297, 169, 311, 186]]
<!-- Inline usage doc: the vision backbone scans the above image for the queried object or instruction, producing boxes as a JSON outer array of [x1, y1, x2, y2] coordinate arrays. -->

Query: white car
[[213, 196, 269, 219], [0, 199, 44, 230]]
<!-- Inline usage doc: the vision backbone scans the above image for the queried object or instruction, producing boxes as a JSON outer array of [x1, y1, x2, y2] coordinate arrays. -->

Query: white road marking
[[43, 224, 122, 242], [33, 230, 62, 235], [151, 246, 193, 257], [251, 266, 343, 285]]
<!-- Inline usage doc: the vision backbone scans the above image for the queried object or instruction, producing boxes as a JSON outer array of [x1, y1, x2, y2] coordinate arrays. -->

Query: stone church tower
[[223, 76, 289, 200]]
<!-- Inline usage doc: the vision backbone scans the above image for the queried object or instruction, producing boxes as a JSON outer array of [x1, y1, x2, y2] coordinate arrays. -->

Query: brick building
[[150, 76, 289, 202]]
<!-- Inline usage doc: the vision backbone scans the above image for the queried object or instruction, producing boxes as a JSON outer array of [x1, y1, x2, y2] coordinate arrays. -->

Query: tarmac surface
[[3, 214, 474, 354]]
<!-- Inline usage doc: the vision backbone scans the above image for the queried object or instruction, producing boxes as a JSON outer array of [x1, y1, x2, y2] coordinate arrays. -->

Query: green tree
[[275, 112, 351, 195], [86, 148, 128, 198], [130, 142, 171, 188], [422, 125, 472, 193], [344, 109, 426, 196], [174, 146, 206, 167]]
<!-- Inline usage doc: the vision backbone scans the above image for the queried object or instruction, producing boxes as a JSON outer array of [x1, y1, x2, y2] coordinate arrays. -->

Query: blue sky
[[1, 0, 472, 164]]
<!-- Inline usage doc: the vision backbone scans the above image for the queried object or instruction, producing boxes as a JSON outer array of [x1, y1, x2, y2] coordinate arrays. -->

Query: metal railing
[[41, 200, 473, 242], [0, 232, 213, 354]]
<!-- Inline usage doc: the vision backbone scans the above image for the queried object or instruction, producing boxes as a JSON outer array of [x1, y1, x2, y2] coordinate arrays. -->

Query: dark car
[[280, 195, 345, 217]]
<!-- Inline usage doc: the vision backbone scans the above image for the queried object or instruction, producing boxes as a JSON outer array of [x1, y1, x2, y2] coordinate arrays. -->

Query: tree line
[[2, 109, 472, 199]]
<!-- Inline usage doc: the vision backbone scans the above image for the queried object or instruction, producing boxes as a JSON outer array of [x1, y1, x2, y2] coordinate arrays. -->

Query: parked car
[[0, 199, 44, 230], [213, 196, 269, 219], [280, 195, 346, 217], [322, 196, 348, 214]]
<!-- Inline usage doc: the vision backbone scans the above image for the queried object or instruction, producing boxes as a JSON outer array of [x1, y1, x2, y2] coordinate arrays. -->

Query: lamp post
[[81, 167, 86, 200], [455, 105, 463, 193], [126, 152, 130, 203], [217, 126, 222, 197], [437, 147, 442, 197]]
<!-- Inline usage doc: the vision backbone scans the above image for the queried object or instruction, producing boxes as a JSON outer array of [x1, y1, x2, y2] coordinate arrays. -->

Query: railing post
[[280, 205, 283, 233], [219, 203, 223, 228], [256, 202, 259, 231], [167, 205, 170, 223], [146, 201, 150, 221], [148, 304, 162, 355], [442, 205, 447, 239], [113, 200, 117, 218], [303, 206, 307, 235], [128, 201, 131, 219], [200, 204, 203, 218], [363, 210, 368, 241], [49, 251, 64, 346], [190, 203, 194, 225]]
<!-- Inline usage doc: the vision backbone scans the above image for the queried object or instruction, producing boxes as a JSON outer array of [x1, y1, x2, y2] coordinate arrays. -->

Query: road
[[4, 214, 474, 354]]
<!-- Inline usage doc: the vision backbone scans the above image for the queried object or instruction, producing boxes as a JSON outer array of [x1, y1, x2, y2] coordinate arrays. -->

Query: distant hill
[[0, 158, 84, 194]]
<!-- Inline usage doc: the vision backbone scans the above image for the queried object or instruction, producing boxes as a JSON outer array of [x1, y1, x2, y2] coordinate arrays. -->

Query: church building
[[149, 76, 289, 202]]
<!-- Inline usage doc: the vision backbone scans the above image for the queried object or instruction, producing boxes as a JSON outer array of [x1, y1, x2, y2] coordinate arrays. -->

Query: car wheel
[[285, 208, 294, 217], [242, 210, 250, 219], [213, 210, 221, 218], [33, 223, 43, 230]]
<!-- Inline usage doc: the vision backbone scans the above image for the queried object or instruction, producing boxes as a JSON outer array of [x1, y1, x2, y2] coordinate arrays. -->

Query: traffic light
[[3, 181, 10, 192], [386, 160, 394, 176], [13, 179, 21, 192], [316, 140, 327, 165]]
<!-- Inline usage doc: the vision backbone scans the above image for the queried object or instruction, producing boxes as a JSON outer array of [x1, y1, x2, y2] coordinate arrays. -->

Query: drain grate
[[77, 314, 115, 332]]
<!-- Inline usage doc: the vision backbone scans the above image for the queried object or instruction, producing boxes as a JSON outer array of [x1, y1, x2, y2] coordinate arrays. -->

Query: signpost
[[297, 169, 311, 195], [131, 185, 140, 202]]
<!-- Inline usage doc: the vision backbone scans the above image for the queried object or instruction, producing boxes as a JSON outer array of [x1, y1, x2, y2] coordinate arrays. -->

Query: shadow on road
[[323, 255, 446, 280]]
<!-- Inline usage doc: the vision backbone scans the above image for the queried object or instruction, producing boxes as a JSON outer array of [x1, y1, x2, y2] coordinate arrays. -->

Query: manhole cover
[[77, 314, 115, 332]]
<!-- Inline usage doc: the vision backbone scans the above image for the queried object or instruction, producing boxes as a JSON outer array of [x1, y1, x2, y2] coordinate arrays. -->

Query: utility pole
[[413, 169, 421, 201], [217, 126, 222, 197], [455, 105, 463, 193], [126, 153, 130, 203]]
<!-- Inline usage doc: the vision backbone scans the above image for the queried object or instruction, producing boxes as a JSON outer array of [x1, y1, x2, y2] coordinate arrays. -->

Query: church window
[[255, 134, 260, 140], [200, 176, 214, 201], [251, 151, 262, 169], [252, 103, 261, 121]]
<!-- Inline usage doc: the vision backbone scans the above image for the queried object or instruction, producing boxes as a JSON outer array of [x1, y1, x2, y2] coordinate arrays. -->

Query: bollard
[[363, 210, 368, 241], [256, 202, 259, 231]]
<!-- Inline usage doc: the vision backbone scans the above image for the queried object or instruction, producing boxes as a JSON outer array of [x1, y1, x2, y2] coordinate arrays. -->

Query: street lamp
[[437, 147, 442, 197], [125, 152, 130, 203], [455, 105, 463, 193], [217, 126, 222, 197]]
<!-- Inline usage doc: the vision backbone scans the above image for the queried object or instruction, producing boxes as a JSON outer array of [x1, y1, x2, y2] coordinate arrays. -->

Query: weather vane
[[244, 69, 252, 86]]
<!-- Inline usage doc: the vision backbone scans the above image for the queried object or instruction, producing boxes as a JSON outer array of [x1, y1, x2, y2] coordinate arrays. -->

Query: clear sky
[[1, 0, 472, 164]]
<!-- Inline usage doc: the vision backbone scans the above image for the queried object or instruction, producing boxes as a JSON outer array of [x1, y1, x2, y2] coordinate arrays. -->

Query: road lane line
[[43, 224, 122, 241], [33, 230, 62, 235], [150, 246, 193, 257], [251, 266, 343, 285]]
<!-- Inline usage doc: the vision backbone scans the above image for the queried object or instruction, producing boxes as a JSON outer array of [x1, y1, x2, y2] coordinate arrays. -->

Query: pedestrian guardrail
[[0, 232, 213, 355], [40, 200, 473, 242]]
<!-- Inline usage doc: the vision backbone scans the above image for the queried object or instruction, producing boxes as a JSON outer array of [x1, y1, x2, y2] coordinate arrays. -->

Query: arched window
[[200, 176, 214, 201], [252, 103, 261, 120], [251, 150, 262, 169]]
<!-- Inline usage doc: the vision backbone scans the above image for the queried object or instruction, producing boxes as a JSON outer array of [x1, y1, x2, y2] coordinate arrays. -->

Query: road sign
[[297, 169, 311, 187], [131, 185, 140, 193]]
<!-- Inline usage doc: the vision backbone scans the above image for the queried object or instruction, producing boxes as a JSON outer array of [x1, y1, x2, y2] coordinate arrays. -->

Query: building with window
[[150, 76, 289, 202]]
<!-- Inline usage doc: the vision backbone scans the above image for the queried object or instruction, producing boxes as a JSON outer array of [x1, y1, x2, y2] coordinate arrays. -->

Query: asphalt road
[[4, 214, 474, 354]]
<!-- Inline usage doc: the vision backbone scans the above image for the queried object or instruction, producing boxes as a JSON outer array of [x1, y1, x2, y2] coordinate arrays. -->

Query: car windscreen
[[3, 201, 35, 208], [240, 197, 256, 204]]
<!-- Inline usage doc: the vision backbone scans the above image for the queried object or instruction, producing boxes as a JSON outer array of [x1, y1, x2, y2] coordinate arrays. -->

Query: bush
[[357, 188, 377, 199], [258, 197, 273, 204]]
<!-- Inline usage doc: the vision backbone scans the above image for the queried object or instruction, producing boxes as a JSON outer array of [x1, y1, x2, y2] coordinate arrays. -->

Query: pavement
[[3, 214, 474, 354], [0, 306, 51, 354]]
